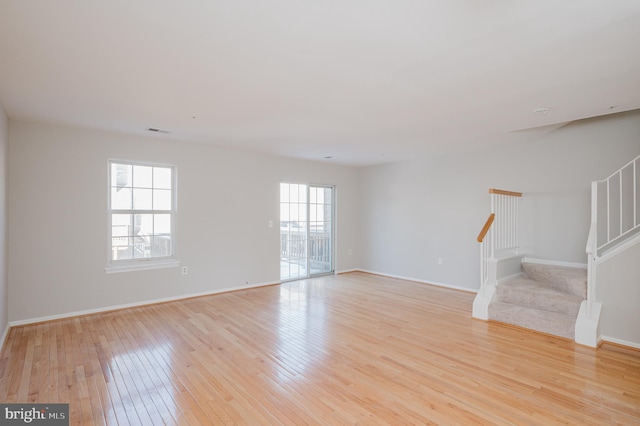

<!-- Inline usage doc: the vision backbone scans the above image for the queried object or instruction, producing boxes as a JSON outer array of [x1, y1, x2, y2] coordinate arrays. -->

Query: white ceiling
[[1, 1, 639, 166]]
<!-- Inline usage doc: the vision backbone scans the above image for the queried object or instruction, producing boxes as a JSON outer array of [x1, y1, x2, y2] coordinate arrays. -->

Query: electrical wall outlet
[[181, 266, 188, 275]]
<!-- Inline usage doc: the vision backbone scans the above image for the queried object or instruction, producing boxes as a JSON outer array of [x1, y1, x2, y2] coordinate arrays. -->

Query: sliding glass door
[[280, 183, 333, 281], [280, 183, 308, 281], [308, 186, 333, 276]]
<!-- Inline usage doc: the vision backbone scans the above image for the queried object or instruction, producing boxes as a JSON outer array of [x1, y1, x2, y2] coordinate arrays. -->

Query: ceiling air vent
[[147, 127, 171, 134]]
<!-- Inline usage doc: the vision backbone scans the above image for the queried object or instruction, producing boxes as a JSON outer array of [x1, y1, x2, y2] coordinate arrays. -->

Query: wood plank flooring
[[1, 272, 639, 425]]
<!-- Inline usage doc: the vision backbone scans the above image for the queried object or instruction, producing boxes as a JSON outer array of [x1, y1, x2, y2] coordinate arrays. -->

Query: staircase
[[489, 262, 586, 340], [472, 188, 592, 342], [474, 154, 640, 347]]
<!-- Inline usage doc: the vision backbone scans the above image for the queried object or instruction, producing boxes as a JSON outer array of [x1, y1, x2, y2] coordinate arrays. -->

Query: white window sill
[[105, 259, 180, 274]]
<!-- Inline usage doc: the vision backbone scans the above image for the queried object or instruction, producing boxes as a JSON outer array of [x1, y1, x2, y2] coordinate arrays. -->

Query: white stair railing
[[592, 154, 640, 256], [473, 189, 522, 320], [585, 154, 640, 317], [477, 189, 522, 293], [489, 188, 522, 256]]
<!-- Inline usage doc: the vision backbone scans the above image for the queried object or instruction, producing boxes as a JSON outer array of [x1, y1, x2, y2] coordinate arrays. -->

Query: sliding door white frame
[[280, 183, 334, 281]]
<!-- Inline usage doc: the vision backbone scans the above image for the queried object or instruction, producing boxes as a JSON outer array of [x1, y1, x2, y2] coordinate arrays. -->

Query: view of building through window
[[109, 161, 175, 263]]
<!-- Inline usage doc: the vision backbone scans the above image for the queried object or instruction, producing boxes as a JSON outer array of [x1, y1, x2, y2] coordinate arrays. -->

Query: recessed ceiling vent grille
[[147, 127, 171, 134]]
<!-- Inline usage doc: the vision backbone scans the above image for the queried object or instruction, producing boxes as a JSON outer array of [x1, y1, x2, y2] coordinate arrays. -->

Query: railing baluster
[[496, 196, 500, 250], [608, 178, 611, 242], [497, 196, 501, 250], [500, 196, 503, 250], [498, 195, 504, 250], [634, 159, 637, 228], [508, 197, 512, 248], [510, 196, 514, 248], [515, 197, 519, 251], [504, 197, 508, 249], [592, 182, 598, 251], [504, 197, 511, 248], [511, 197, 515, 248], [514, 196, 517, 248], [499, 197, 501, 249], [620, 170, 623, 236], [505, 196, 509, 249], [509, 197, 512, 248], [480, 242, 484, 294], [490, 196, 495, 258], [501, 196, 504, 250]]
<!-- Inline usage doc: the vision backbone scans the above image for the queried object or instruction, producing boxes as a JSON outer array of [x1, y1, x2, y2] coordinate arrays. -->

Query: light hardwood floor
[[1, 272, 639, 425]]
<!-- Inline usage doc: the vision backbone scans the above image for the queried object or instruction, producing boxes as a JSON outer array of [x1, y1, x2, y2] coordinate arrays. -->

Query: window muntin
[[108, 161, 176, 268]]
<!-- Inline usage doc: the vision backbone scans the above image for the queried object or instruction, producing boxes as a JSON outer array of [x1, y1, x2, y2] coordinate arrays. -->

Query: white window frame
[[105, 159, 179, 273]]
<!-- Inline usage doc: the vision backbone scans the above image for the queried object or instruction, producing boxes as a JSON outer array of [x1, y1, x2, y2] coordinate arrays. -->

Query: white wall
[[596, 241, 640, 346], [0, 104, 7, 340], [358, 111, 640, 290], [8, 120, 360, 322], [6, 111, 640, 346]]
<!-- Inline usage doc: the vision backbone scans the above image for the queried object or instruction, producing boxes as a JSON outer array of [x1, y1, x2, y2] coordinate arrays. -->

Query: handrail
[[489, 188, 523, 197], [600, 153, 640, 182], [477, 213, 495, 243]]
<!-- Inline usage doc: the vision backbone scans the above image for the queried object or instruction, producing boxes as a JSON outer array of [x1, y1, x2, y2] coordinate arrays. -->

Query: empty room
[[1, 1, 639, 424]]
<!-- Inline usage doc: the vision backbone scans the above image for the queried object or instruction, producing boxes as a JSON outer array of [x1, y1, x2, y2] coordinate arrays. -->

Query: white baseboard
[[356, 269, 477, 294], [523, 257, 587, 269], [602, 335, 640, 350], [335, 268, 359, 274], [9, 280, 281, 327], [0, 323, 10, 353]]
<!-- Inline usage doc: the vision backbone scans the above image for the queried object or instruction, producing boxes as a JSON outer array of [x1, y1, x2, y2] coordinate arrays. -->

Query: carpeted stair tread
[[495, 277, 582, 316], [487, 262, 587, 340], [522, 262, 587, 299], [489, 301, 576, 340]]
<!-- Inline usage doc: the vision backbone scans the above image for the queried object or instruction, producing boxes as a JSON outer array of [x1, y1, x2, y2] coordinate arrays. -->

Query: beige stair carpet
[[489, 262, 587, 340]]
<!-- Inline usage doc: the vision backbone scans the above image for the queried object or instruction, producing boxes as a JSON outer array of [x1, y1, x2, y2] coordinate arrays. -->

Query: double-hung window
[[106, 160, 178, 272]]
